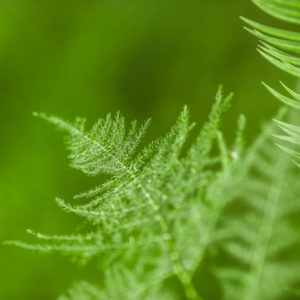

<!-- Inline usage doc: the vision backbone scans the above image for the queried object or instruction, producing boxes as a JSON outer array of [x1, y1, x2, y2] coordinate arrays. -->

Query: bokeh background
[[0, 1, 296, 299]]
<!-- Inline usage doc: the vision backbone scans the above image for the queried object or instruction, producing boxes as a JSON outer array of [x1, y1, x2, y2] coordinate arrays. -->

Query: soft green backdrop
[[0, 1, 296, 299]]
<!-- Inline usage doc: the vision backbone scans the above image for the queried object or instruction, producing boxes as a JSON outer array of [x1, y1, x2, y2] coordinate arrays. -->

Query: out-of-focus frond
[[242, 1, 300, 163], [216, 116, 300, 300]]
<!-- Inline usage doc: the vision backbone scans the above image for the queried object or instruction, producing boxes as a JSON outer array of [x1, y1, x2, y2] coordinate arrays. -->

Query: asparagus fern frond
[[242, 0, 300, 163]]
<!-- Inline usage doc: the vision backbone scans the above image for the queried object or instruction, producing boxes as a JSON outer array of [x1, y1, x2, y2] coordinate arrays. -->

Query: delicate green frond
[[58, 281, 102, 300], [244, 0, 300, 165], [5, 1, 300, 299], [59, 266, 175, 300], [216, 118, 300, 300], [8, 85, 300, 299], [33, 111, 151, 176], [251, 0, 300, 25], [241, 17, 300, 41], [9, 89, 241, 300], [262, 82, 300, 109], [187, 86, 232, 170]]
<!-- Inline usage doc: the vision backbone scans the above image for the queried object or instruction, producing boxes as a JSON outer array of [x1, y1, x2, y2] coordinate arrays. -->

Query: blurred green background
[[0, 1, 296, 299]]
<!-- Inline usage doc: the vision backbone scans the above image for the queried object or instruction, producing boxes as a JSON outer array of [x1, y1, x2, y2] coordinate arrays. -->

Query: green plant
[[242, 0, 300, 163], [5, 1, 300, 300], [7, 88, 237, 300], [6, 88, 300, 299], [216, 109, 300, 300]]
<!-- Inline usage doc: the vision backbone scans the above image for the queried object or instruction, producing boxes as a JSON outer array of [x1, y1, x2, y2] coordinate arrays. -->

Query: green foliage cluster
[[5, 0, 300, 299], [6, 88, 300, 299], [243, 0, 300, 162]]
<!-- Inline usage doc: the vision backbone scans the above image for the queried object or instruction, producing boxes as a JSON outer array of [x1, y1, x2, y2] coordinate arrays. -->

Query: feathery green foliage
[[242, 0, 300, 162], [216, 110, 300, 300], [6, 85, 300, 299], [5, 2, 300, 299], [7, 87, 235, 300]]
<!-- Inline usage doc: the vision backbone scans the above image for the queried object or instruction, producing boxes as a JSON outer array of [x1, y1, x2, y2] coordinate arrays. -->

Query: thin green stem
[[62, 122, 202, 300]]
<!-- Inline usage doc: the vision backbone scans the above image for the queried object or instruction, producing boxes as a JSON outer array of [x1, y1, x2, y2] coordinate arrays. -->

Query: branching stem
[[66, 123, 202, 300]]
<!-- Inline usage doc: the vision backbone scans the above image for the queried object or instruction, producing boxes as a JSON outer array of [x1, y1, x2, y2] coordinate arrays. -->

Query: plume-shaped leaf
[[7, 88, 241, 300], [6, 88, 300, 299]]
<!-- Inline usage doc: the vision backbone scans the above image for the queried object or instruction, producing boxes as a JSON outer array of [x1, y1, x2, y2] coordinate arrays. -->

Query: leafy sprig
[[242, 0, 300, 163]]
